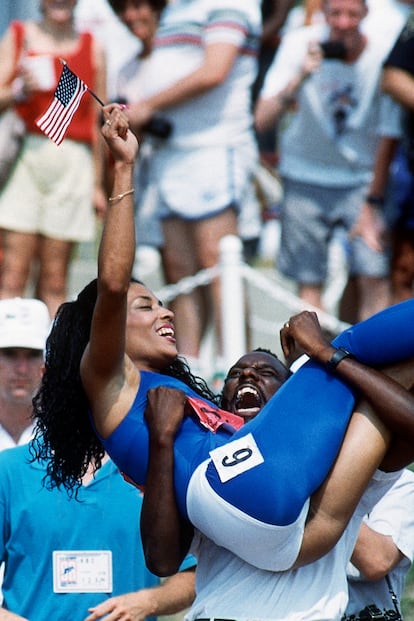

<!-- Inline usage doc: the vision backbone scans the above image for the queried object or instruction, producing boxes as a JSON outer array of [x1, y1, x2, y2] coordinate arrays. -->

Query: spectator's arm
[[0, 27, 19, 110], [349, 136, 398, 252], [128, 41, 240, 129], [84, 567, 196, 621], [0, 26, 37, 111], [254, 41, 322, 132], [350, 522, 403, 581], [382, 67, 414, 110]]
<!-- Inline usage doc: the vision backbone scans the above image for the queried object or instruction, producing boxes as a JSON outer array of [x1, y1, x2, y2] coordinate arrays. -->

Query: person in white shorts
[[121, 0, 262, 374]]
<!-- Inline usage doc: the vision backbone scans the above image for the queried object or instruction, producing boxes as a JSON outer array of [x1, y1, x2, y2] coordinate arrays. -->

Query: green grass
[[402, 563, 414, 620]]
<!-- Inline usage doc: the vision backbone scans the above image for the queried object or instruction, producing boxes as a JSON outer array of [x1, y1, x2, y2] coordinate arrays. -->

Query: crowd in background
[[1, 0, 414, 375]]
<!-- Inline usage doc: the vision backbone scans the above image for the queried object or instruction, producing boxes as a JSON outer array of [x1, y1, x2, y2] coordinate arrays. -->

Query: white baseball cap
[[0, 298, 51, 351]]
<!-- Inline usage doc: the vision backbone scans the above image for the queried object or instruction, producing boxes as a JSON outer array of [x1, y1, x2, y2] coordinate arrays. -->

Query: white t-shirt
[[260, 23, 401, 187], [139, 0, 261, 148], [346, 468, 414, 616], [186, 469, 402, 621], [363, 0, 413, 54]]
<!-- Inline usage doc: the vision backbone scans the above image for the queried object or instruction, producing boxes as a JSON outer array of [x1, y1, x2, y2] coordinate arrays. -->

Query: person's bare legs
[[299, 283, 324, 310], [300, 274, 390, 322], [391, 237, 414, 304], [36, 236, 74, 318], [192, 208, 238, 355], [356, 275, 390, 321], [162, 219, 209, 359], [162, 207, 238, 359], [0, 229, 38, 298]]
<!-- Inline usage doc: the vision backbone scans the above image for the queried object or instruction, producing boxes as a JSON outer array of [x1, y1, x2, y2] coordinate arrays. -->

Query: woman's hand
[[101, 104, 138, 165]]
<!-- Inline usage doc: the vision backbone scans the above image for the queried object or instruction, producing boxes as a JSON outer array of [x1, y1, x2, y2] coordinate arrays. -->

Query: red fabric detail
[[121, 472, 145, 495], [186, 396, 244, 432]]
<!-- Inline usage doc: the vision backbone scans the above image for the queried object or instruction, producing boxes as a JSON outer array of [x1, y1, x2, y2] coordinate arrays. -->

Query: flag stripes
[[36, 64, 88, 145]]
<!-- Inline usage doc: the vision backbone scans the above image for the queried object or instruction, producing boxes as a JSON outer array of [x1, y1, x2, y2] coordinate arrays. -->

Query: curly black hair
[[30, 278, 219, 496]]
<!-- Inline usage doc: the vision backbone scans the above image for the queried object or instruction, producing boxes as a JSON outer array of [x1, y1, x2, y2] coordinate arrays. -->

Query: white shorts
[[151, 141, 259, 221], [0, 134, 96, 242], [186, 459, 308, 571]]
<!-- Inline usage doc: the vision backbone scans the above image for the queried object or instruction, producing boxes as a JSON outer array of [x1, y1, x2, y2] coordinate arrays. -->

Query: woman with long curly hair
[[32, 105, 414, 572]]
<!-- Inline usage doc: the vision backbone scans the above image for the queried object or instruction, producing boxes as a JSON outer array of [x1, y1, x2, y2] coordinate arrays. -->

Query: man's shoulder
[[0, 444, 39, 484]]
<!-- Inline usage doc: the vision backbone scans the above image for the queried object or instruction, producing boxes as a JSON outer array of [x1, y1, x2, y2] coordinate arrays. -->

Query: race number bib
[[209, 432, 264, 482]]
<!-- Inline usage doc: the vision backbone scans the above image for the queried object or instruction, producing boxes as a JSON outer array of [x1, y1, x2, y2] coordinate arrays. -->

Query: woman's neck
[[38, 16, 76, 42]]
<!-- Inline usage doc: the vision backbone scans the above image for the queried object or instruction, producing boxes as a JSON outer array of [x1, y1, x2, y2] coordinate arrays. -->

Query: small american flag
[[36, 63, 88, 145]]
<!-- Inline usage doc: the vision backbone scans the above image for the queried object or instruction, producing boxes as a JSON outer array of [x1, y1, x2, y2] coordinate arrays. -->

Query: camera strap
[[385, 575, 402, 619]]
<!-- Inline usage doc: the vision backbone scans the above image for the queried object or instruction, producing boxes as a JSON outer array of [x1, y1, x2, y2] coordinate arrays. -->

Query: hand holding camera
[[319, 40, 347, 60]]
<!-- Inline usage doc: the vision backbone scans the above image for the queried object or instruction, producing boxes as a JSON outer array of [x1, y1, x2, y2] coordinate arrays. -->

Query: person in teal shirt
[[0, 442, 195, 620]]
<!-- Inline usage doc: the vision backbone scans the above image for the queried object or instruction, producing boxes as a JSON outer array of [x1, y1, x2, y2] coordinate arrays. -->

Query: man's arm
[[141, 387, 194, 577], [351, 523, 403, 581], [254, 39, 322, 132], [382, 67, 414, 110], [351, 467, 414, 580], [281, 313, 414, 443], [127, 40, 241, 130], [281, 314, 414, 567], [294, 403, 391, 568], [84, 568, 196, 621]]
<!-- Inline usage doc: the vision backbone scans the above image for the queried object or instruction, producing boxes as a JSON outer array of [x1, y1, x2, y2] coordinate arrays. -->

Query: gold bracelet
[[108, 188, 135, 203]]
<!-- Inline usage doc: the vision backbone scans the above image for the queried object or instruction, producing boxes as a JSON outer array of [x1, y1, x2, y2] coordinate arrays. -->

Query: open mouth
[[157, 326, 175, 340], [233, 385, 264, 419]]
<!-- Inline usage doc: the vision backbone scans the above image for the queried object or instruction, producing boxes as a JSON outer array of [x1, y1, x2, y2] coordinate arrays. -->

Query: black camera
[[320, 40, 347, 60], [114, 97, 173, 140], [142, 116, 173, 140], [344, 604, 402, 621], [359, 605, 388, 621]]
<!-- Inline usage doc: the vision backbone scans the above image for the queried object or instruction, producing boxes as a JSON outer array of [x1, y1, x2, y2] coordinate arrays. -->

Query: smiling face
[[117, 0, 160, 56], [221, 351, 291, 422], [125, 282, 178, 371]]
